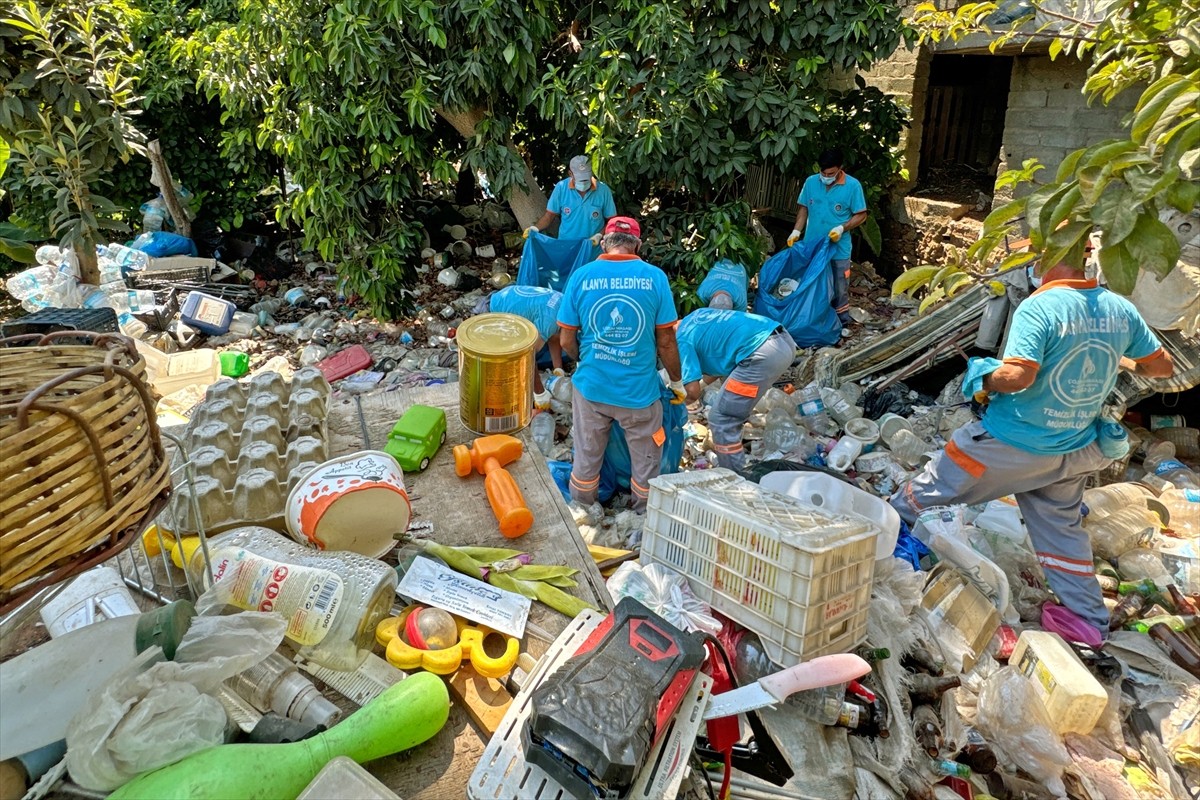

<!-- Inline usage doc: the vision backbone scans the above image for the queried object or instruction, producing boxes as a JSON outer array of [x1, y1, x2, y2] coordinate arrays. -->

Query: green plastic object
[[220, 351, 250, 378], [108, 671, 449, 800], [384, 404, 447, 472], [134, 599, 196, 660]]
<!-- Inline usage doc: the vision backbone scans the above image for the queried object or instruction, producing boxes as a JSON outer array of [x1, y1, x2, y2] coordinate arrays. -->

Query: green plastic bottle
[[108, 671, 449, 800]]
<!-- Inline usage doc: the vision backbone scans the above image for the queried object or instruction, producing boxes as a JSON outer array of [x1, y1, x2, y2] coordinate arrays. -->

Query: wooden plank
[[326, 382, 612, 799], [448, 665, 513, 738]]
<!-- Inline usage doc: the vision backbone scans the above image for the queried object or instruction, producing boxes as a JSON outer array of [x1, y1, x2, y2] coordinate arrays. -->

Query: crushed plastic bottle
[[762, 408, 804, 455], [100, 243, 150, 271], [1145, 449, 1200, 490], [1160, 488, 1199, 537], [1084, 506, 1158, 560], [531, 411, 555, 457], [795, 383, 837, 437], [547, 375, 573, 405]]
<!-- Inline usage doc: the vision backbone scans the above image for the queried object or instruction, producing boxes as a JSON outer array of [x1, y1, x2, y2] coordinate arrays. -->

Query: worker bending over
[[482, 285, 565, 408], [677, 309, 796, 472]]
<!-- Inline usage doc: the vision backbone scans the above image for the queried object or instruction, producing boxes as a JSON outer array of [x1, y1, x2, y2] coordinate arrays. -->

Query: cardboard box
[[921, 563, 1002, 672]]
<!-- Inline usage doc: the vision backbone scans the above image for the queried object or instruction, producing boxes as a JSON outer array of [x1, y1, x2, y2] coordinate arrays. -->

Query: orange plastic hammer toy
[[453, 434, 534, 538]]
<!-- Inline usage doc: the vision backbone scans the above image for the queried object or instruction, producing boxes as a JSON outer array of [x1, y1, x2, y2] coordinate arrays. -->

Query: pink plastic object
[[317, 344, 373, 382], [1041, 603, 1104, 649]]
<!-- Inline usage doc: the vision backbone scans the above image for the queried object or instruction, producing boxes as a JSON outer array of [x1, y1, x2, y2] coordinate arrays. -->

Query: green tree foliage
[[56, 0, 908, 317], [0, 0, 146, 283], [909, 0, 1199, 293]]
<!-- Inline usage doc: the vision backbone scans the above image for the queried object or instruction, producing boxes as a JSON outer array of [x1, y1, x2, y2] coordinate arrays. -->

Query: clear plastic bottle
[[889, 428, 932, 468], [820, 386, 860, 426], [226, 652, 343, 728], [531, 410, 555, 457], [187, 527, 397, 671], [102, 243, 151, 271], [5, 266, 54, 301], [1145, 449, 1200, 490], [1160, 488, 1199, 537], [1082, 483, 1151, 519], [1084, 506, 1158, 560], [548, 375, 573, 405], [762, 408, 803, 455], [795, 383, 836, 436]]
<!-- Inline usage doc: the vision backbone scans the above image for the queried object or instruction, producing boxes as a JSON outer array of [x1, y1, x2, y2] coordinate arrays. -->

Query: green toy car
[[384, 404, 447, 472]]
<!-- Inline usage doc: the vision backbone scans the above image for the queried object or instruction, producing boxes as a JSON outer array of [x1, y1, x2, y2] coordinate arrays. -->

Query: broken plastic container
[[760, 471, 899, 561]]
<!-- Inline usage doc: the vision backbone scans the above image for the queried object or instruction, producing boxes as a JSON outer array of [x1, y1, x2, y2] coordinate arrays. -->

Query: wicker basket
[[0, 332, 171, 613]]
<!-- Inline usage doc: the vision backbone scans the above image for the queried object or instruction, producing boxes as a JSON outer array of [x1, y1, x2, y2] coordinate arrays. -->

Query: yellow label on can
[[457, 313, 536, 435]]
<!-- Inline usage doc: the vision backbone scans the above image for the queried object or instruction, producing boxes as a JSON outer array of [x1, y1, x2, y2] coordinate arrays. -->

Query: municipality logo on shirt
[[1048, 342, 1115, 407], [588, 295, 645, 346]]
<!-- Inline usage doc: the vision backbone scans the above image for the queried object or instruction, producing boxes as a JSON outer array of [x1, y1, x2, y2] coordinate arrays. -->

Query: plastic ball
[[403, 606, 458, 650]]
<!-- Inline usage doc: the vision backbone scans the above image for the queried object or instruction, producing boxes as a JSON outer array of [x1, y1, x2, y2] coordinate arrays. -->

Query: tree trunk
[[437, 107, 547, 229], [77, 237, 100, 285]]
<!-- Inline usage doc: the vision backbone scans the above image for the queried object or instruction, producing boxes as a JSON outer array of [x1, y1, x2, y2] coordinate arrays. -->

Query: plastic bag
[[65, 612, 286, 791], [753, 238, 840, 347], [607, 562, 721, 635], [131, 231, 198, 258], [515, 230, 595, 292], [976, 666, 1070, 796]]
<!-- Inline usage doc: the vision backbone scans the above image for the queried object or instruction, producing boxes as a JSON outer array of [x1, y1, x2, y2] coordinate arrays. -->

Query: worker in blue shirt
[[697, 258, 749, 310], [482, 285, 565, 407], [558, 216, 682, 517], [788, 148, 868, 330], [891, 253, 1174, 642], [677, 309, 796, 471], [526, 156, 617, 257]]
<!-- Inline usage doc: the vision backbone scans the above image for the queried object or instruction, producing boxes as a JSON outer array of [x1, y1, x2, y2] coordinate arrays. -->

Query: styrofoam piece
[[39, 566, 139, 637], [164, 368, 330, 536], [468, 609, 712, 800], [135, 341, 222, 398], [298, 757, 400, 800], [759, 471, 900, 561], [642, 469, 878, 668]]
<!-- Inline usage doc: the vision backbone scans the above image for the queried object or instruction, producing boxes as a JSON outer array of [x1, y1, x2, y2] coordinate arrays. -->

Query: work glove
[[669, 380, 687, 405], [551, 367, 566, 378], [523, 225, 539, 239], [534, 389, 552, 410], [787, 229, 802, 247], [828, 225, 845, 243], [590, 233, 603, 246]]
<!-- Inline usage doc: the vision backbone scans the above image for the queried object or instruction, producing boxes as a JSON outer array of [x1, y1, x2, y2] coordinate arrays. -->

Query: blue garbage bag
[[754, 238, 840, 347], [599, 384, 687, 500], [547, 460, 574, 503], [697, 258, 749, 310], [131, 231, 197, 258], [516, 231, 595, 292]]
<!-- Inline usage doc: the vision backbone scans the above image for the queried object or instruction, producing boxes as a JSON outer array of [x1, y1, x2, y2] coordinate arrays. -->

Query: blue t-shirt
[[797, 173, 867, 260], [557, 254, 678, 408], [547, 178, 617, 241], [490, 285, 562, 342], [984, 281, 1163, 455], [697, 259, 749, 310], [676, 309, 780, 384]]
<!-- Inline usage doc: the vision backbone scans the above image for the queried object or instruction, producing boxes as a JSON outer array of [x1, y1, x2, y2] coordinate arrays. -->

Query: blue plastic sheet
[[516, 231, 596, 292], [753, 238, 840, 347], [130, 231, 197, 258]]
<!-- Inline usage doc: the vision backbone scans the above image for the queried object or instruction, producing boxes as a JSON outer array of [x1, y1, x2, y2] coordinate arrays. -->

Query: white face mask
[[1028, 266, 1043, 288], [819, 173, 837, 186]]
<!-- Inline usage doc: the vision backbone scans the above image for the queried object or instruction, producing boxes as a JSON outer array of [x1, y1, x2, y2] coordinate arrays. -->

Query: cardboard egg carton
[[164, 367, 331, 536]]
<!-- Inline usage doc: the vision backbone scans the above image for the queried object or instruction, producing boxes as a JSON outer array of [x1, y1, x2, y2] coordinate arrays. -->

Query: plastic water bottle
[[1160, 488, 1200, 537], [763, 408, 803, 455], [548, 375, 573, 405], [795, 383, 835, 436], [531, 411, 555, 457], [1145, 449, 1200, 490], [5, 266, 54, 301], [101, 243, 150, 271]]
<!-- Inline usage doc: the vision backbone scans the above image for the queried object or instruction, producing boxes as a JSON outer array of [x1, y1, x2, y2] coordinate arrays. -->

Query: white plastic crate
[[642, 469, 879, 667]]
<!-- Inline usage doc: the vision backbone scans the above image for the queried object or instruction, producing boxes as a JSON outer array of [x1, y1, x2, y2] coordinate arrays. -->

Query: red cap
[[604, 216, 641, 237]]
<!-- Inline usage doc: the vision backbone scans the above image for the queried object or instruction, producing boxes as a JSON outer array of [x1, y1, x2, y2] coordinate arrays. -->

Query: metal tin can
[[456, 313, 537, 435]]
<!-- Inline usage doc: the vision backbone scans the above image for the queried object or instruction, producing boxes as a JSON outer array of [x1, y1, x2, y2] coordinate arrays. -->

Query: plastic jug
[[187, 527, 397, 670], [1010, 630, 1107, 735], [1084, 506, 1159, 560]]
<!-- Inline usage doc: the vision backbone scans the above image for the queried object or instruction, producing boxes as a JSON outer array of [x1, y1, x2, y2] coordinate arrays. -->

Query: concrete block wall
[[996, 55, 1139, 201], [860, 41, 933, 194]]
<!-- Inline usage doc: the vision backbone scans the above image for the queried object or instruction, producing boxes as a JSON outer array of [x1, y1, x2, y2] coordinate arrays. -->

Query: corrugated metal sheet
[[1108, 328, 1200, 414]]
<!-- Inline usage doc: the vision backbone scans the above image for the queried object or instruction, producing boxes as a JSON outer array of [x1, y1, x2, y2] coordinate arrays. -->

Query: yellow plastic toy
[[375, 604, 520, 679]]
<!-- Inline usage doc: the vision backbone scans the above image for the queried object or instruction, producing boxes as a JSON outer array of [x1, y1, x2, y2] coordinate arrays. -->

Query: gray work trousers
[[708, 330, 797, 472], [832, 258, 852, 324], [570, 388, 664, 512], [890, 420, 1112, 633]]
